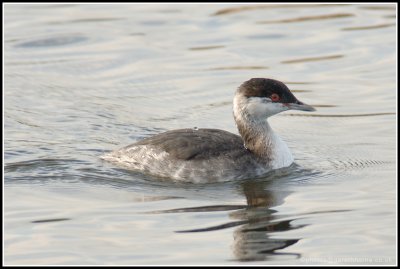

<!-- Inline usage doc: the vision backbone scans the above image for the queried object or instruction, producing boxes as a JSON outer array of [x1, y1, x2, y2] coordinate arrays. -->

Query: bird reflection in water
[[151, 178, 306, 262], [230, 180, 304, 261]]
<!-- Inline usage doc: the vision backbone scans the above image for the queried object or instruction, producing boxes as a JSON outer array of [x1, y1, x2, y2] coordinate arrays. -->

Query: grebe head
[[233, 78, 315, 121]]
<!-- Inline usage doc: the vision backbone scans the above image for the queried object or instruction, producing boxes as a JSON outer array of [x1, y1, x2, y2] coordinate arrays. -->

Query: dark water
[[4, 3, 396, 265]]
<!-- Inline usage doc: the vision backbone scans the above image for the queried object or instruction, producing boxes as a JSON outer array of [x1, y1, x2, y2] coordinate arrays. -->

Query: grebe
[[101, 78, 315, 182]]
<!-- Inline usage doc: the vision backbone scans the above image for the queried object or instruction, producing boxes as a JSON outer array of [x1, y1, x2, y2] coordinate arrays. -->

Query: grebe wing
[[132, 128, 245, 160]]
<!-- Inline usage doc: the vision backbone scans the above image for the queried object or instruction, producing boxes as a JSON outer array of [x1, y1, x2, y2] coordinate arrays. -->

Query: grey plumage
[[101, 78, 315, 182]]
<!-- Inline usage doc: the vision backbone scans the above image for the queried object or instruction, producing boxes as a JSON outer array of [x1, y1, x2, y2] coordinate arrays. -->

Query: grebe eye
[[270, 93, 280, 102]]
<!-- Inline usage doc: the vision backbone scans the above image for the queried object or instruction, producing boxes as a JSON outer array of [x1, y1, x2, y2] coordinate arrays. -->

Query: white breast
[[268, 132, 294, 169]]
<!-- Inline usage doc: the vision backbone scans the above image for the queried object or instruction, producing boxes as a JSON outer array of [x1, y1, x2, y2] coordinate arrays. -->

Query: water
[[4, 3, 397, 265]]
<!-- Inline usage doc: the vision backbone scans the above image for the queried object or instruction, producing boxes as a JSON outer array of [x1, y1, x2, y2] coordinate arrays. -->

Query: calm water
[[4, 3, 397, 265]]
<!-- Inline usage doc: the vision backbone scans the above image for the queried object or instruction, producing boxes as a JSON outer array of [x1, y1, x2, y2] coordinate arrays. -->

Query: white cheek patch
[[245, 97, 268, 118], [245, 97, 288, 118]]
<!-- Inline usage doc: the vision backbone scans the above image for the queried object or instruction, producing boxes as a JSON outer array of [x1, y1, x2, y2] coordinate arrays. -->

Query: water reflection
[[15, 34, 87, 48], [281, 54, 344, 64], [341, 23, 395, 31], [206, 66, 268, 71], [189, 45, 225, 50], [258, 13, 354, 24], [152, 179, 305, 262], [231, 180, 304, 261], [212, 4, 343, 16]]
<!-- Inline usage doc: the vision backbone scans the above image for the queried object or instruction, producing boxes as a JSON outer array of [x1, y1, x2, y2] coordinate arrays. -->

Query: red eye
[[270, 93, 280, 102]]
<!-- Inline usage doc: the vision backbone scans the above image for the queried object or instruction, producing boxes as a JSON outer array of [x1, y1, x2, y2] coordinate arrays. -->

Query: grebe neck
[[234, 112, 274, 159], [233, 94, 293, 168]]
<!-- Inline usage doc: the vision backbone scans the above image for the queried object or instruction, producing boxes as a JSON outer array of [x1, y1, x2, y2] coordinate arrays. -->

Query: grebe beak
[[286, 100, 316, 112]]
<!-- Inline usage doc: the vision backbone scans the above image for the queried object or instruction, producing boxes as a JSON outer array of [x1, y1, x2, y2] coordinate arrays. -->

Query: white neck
[[233, 94, 294, 169]]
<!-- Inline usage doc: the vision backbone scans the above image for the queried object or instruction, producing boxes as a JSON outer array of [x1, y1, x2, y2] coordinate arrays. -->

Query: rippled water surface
[[4, 3, 397, 265]]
